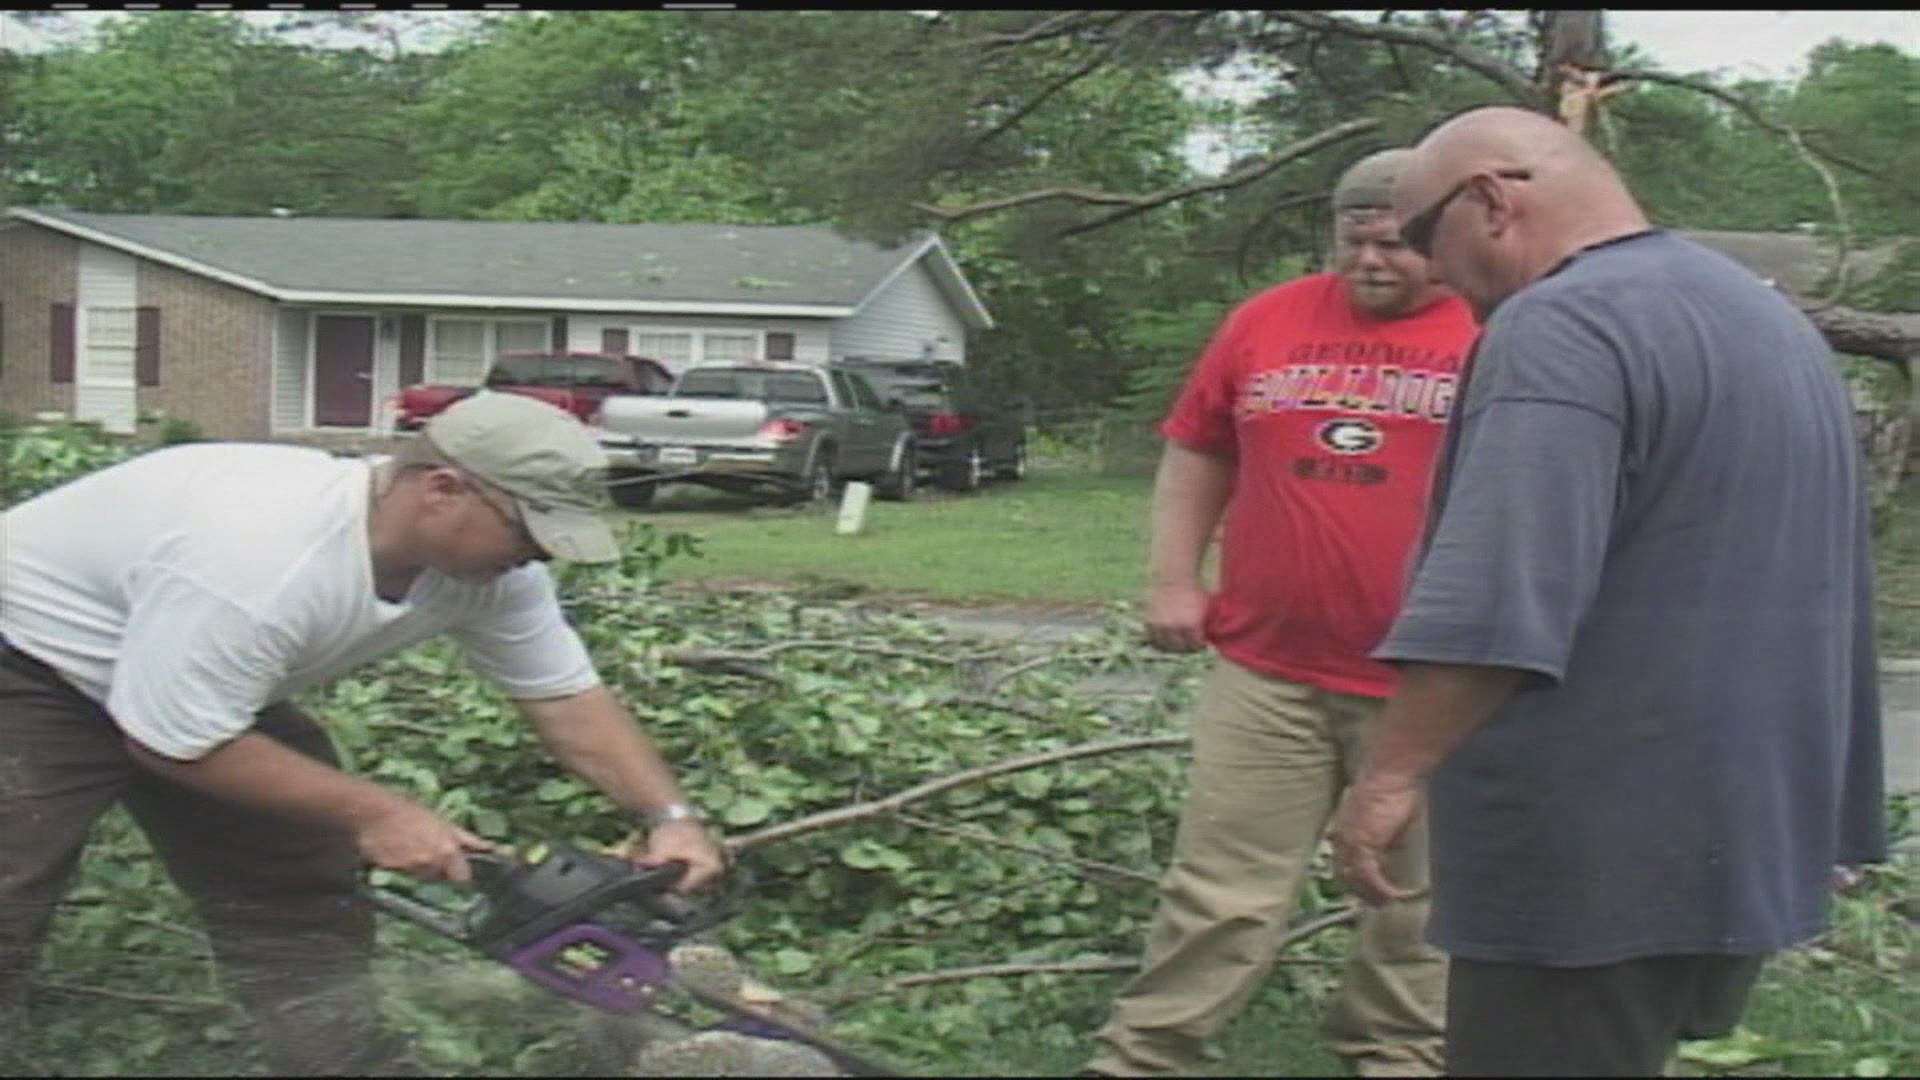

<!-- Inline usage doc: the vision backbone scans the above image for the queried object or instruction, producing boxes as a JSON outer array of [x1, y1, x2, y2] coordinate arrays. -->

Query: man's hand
[[352, 800, 494, 884], [1145, 582, 1212, 652], [628, 819, 727, 892], [1330, 772, 1424, 906]]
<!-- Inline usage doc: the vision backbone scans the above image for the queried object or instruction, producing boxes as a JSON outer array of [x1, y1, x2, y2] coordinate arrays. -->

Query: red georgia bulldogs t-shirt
[[1161, 272, 1479, 698]]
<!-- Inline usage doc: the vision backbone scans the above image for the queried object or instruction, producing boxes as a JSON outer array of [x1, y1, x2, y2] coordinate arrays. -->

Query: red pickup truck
[[390, 351, 675, 431]]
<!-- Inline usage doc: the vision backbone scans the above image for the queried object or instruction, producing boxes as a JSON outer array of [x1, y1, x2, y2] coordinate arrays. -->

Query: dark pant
[[1445, 952, 1767, 1077], [0, 643, 404, 1075]]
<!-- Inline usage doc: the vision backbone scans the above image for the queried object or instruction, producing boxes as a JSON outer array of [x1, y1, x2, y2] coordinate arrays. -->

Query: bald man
[[1329, 107, 1886, 1076], [1084, 149, 1478, 1078]]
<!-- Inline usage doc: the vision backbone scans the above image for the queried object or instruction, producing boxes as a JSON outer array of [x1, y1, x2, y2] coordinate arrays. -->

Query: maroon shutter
[[50, 303, 75, 384], [765, 332, 795, 361], [601, 327, 630, 355], [551, 315, 569, 351], [398, 314, 426, 386], [135, 306, 161, 387]]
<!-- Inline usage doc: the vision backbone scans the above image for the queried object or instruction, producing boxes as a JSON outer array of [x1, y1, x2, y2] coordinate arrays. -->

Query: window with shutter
[[136, 307, 161, 387], [51, 303, 75, 384]]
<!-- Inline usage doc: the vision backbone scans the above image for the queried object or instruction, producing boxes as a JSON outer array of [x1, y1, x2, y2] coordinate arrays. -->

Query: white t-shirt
[[0, 443, 601, 759]]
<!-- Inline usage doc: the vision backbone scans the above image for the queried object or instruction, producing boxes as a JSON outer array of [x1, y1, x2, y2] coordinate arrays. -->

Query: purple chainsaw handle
[[505, 923, 673, 1014]]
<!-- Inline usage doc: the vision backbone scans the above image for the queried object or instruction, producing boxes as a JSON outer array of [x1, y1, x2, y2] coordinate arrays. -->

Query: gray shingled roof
[[15, 208, 967, 314]]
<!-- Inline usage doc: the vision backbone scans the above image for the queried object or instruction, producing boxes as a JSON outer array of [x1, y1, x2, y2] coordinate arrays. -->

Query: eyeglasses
[[1399, 169, 1532, 259], [461, 473, 547, 558]]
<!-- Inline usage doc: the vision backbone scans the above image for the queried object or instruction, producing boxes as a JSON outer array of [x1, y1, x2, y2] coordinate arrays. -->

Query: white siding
[[75, 243, 138, 434], [567, 313, 832, 374], [831, 259, 968, 366], [272, 307, 310, 433]]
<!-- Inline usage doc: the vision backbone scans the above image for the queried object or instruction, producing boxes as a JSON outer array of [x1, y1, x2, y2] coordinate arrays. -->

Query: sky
[[1177, 10, 1917, 172], [1608, 9, 1918, 81]]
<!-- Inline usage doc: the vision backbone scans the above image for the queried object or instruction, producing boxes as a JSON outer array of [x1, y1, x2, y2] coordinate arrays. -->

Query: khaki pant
[[1088, 659, 1446, 1076], [0, 643, 409, 1075]]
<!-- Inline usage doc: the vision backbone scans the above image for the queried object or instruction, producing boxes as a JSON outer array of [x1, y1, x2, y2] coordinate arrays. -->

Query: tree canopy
[[4, 10, 1914, 409]]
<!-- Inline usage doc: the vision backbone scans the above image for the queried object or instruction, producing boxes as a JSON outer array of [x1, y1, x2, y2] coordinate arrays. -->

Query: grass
[[618, 461, 1155, 607], [623, 457, 1920, 654], [1875, 483, 1920, 656]]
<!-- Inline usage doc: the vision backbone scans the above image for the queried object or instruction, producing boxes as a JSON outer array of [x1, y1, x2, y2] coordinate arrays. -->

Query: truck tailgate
[[596, 396, 773, 445]]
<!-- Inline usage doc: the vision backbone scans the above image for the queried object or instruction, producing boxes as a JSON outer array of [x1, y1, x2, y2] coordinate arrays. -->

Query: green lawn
[[622, 458, 1920, 655], [617, 462, 1155, 607]]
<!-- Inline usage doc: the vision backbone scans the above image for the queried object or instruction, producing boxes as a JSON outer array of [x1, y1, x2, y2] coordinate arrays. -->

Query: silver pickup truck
[[594, 362, 918, 507]]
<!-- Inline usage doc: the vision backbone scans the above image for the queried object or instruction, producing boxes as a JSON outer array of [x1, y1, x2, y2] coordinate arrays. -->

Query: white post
[[836, 481, 873, 536]]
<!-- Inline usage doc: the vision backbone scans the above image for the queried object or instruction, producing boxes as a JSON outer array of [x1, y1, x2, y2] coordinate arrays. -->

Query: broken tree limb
[[1270, 11, 1544, 108], [665, 639, 1000, 670], [839, 905, 1358, 999], [725, 734, 1190, 853], [31, 978, 229, 1012], [911, 118, 1378, 229], [891, 812, 1160, 886]]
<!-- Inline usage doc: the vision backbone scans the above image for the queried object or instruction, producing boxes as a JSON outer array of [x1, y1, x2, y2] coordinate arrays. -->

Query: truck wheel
[[607, 472, 657, 508], [877, 443, 916, 502], [791, 449, 835, 506], [994, 441, 1028, 482], [938, 446, 984, 492]]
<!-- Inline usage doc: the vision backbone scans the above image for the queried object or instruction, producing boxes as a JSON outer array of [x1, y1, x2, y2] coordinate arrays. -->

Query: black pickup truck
[[843, 360, 1028, 491]]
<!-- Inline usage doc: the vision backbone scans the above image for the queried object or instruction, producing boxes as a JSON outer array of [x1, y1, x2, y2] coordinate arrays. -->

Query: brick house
[[0, 208, 994, 439]]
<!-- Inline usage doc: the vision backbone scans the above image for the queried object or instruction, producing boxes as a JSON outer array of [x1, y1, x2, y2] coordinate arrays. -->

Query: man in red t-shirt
[[1085, 149, 1479, 1077]]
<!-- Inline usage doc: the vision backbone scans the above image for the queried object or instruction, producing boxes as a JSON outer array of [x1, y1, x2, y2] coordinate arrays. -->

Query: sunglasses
[[1399, 169, 1533, 259]]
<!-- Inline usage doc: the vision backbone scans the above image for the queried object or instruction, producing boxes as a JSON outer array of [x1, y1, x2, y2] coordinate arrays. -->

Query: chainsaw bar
[[367, 841, 907, 1076]]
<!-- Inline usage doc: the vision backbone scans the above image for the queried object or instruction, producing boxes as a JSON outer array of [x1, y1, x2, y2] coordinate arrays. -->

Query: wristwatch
[[640, 802, 705, 828]]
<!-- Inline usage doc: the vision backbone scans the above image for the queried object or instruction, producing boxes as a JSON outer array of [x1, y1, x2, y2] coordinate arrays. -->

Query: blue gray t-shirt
[[1375, 229, 1887, 966]]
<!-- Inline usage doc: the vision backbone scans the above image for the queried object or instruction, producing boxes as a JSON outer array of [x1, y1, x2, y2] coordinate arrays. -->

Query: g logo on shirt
[[1316, 418, 1383, 455]]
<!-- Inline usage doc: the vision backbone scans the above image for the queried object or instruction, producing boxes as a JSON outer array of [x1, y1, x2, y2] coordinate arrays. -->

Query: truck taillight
[[759, 418, 807, 443], [927, 412, 971, 437]]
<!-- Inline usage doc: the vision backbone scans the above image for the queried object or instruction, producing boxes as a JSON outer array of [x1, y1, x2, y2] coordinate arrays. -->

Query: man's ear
[[1472, 173, 1519, 239], [418, 466, 469, 503]]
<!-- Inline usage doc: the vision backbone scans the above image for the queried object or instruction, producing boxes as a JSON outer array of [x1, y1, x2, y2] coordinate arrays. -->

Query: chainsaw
[[367, 841, 903, 1077]]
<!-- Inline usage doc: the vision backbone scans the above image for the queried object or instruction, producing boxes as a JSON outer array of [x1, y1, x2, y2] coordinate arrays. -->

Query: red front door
[[314, 314, 375, 427]]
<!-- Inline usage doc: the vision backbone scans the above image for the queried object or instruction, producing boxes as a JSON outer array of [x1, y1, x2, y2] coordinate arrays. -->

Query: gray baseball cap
[[423, 392, 619, 563], [1332, 148, 1415, 212]]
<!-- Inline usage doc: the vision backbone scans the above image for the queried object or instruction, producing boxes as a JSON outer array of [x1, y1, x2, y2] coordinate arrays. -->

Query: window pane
[[86, 345, 135, 383], [768, 373, 827, 403], [88, 308, 137, 348], [432, 319, 487, 386], [703, 333, 757, 364], [635, 332, 695, 375], [846, 374, 883, 410], [495, 320, 549, 356]]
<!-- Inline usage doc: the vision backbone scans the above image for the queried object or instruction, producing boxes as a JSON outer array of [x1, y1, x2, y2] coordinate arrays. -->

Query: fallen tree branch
[[984, 650, 1178, 693], [923, 692, 1075, 724], [726, 734, 1190, 852], [665, 640, 990, 669], [913, 118, 1378, 230], [31, 978, 229, 1012], [850, 905, 1359, 996], [1801, 305, 1920, 367], [891, 812, 1160, 886]]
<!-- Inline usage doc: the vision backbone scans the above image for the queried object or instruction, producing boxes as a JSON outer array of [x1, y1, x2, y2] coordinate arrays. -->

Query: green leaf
[[1678, 1028, 1794, 1069], [1853, 1058, 1892, 1078], [772, 947, 816, 975], [720, 796, 774, 828]]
